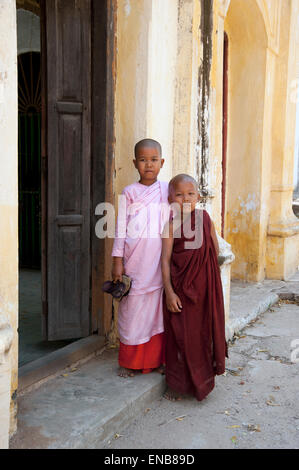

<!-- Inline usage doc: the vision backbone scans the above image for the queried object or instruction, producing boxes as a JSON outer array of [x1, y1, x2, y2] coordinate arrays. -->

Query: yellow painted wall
[[224, 0, 268, 281], [114, 0, 177, 201], [110, 0, 179, 343], [266, 0, 299, 279], [113, 0, 234, 325], [209, 1, 225, 234], [210, 0, 299, 282], [172, 0, 201, 179]]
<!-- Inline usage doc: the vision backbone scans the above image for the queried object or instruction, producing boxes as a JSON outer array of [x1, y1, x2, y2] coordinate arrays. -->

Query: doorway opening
[[17, 6, 76, 368], [17, 0, 112, 371], [16, 0, 110, 376]]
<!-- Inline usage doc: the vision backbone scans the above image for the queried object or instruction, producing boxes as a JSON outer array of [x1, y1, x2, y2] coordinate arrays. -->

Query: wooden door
[[44, 0, 91, 340]]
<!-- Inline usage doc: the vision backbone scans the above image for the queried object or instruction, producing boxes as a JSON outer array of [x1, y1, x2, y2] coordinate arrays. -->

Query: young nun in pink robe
[[111, 139, 169, 377]]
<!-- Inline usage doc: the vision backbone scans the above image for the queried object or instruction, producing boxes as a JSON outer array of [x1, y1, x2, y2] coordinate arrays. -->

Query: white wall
[[146, 0, 178, 180], [115, 0, 178, 196], [0, 0, 18, 442]]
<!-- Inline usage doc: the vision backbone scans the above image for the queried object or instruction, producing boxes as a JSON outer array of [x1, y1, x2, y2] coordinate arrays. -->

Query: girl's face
[[169, 180, 200, 213], [134, 146, 164, 185]]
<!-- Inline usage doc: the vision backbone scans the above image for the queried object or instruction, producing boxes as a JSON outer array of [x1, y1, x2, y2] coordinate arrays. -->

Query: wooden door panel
[[45, 0, 91, 340], [58, 114, 82, 213]]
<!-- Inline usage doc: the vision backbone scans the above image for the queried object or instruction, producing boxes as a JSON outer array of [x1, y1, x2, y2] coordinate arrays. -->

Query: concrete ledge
[[226, 292, 279, 341], [82, 369, 165, 448], [226, 280, 281, 341], [18, 335, 106, 394], [271, 279, 299, 301], [226, 273, 299, 341], [10, 349, 165, 449]]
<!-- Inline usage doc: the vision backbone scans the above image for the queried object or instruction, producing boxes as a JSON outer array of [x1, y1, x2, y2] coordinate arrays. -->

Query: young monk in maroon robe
[[161, 174, 228, 401]]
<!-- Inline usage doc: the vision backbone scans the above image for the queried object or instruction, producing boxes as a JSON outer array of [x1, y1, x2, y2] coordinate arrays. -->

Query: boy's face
[[134, 146, 164, 184], [168, 180, 200, 213]]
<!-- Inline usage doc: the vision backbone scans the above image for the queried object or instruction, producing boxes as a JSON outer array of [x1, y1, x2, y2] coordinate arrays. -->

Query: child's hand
[[166, 292, 182, 313], [112, 257, 124, 282]]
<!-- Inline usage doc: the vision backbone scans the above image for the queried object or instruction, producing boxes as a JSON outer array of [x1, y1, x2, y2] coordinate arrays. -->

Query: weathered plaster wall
[[209, 1, 226, 233], [172, 0, 200, 179], [224, 0, 268, 281], [195, 0, 234, 318], [0, 0, 18, 435], [146, 0, 178, 179], [266, 0, 299, 279], [114, 0, 177, 200], [197, 0, 213, 205], [111, 0, 233, 332], [211, 0, 299, 281], [110, 0, 178, 343]]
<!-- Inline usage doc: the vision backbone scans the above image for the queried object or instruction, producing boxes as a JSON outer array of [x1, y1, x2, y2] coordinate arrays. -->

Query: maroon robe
[[163, 209, 228, 401]]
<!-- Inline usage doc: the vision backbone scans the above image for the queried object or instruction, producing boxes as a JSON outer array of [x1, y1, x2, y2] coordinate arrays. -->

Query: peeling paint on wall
[[198, 0, 213, 201], [239, 193, 258, 215], [124, 0, 131, 18]]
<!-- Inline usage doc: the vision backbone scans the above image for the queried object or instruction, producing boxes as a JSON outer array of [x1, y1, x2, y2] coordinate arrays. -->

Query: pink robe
[[112, 180, 169, 345]]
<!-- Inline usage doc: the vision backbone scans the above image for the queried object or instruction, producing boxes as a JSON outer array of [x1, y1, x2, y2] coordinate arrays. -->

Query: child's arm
[[161, 222, 182, 313], [111, 189, 128, 282], [210, 219, 219, 257], [112, 257, 124, 282]]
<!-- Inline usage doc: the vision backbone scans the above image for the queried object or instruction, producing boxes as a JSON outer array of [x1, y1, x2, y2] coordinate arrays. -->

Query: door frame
[[40, 0, 48, 338], [40, 0, 116, 340], [91, 0, 116, 337]]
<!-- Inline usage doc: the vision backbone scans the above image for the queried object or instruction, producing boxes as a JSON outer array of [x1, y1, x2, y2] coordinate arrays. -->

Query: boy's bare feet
[[163, 387, 182, 401], [155, 365, 165, 375], [118, 367, 135, 378]]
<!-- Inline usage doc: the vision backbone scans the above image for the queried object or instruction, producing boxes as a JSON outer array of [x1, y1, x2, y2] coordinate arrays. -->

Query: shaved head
[[169, 174, 198, 193], [134, 139, 162, 158]]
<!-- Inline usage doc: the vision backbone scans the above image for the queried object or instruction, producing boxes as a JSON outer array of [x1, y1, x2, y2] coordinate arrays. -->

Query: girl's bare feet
[[163, 387, 182, 401], [118, 367, 135, 378]]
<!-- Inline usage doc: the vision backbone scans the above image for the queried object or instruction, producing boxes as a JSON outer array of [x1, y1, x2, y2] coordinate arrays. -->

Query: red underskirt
[[118, 332, 165, 374]]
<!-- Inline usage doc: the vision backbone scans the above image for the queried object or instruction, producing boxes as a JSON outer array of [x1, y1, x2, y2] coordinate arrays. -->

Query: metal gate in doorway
[[18, 51, 41, 269]]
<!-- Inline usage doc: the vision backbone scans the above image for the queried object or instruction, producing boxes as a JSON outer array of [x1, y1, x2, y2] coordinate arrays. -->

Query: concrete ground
[[10, 272, 299, 449], [104, 300, 299, 449]]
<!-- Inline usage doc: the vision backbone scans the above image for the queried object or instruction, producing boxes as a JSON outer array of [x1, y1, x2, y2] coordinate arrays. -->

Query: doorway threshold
[[18, 334, 106, 395]]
